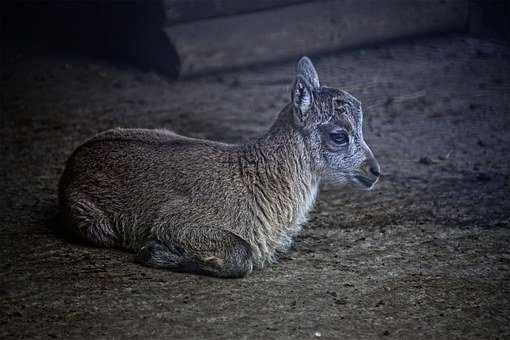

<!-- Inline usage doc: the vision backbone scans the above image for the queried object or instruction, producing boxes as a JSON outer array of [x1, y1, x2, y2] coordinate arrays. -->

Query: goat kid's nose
[[370, 165, 380, 177], [363, 159, 381, 178]]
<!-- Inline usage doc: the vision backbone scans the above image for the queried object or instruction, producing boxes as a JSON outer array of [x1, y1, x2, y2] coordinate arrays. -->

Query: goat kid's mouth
[[353, 174, 379, 190]]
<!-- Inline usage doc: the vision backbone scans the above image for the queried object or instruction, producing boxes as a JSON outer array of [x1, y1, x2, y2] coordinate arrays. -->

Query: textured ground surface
[[1, 34, 510, 339]]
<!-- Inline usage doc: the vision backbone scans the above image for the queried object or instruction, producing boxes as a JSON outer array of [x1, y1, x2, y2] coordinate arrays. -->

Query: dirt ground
[[1, 34, 510, 339]]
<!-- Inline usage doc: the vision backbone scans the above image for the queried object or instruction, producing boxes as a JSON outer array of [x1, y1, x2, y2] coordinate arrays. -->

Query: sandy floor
[[1, 34, 510, 339]]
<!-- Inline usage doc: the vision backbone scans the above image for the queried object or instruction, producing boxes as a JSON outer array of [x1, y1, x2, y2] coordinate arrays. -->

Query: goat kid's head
[[291, 57, 380, 190]]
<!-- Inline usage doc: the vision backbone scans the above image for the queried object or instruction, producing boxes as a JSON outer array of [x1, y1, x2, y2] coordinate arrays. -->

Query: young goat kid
[[59, 57, 380, 278]]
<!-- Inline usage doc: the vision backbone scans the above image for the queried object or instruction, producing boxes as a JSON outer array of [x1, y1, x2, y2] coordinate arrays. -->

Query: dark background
[[1, 1, 510, 339]]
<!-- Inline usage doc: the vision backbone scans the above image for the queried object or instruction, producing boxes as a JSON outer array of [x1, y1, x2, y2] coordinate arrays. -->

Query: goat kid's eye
[[329, 131, 349, 146]]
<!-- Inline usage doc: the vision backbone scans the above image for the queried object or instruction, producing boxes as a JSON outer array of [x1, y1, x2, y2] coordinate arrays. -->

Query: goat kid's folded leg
[[137, 227, 254, 278]]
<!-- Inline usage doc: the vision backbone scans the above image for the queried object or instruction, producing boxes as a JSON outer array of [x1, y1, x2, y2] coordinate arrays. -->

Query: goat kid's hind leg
[[137, 227, 254, 278], [61, 194, 117, 247]]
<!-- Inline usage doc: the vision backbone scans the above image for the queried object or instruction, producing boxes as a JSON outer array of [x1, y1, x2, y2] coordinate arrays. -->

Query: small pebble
[[418, 156, 434, 165]]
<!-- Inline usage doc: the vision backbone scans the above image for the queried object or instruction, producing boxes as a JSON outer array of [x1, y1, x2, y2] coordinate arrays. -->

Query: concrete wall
[[164, 0, 470, 77], [5, 0, 508, 78]]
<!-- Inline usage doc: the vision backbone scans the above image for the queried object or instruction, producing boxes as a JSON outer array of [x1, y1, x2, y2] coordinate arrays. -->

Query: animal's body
[[59, 57, 380, 278]]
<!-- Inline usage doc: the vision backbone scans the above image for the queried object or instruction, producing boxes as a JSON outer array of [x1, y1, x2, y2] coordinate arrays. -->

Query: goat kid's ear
[[292, 57, 320, 122]]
